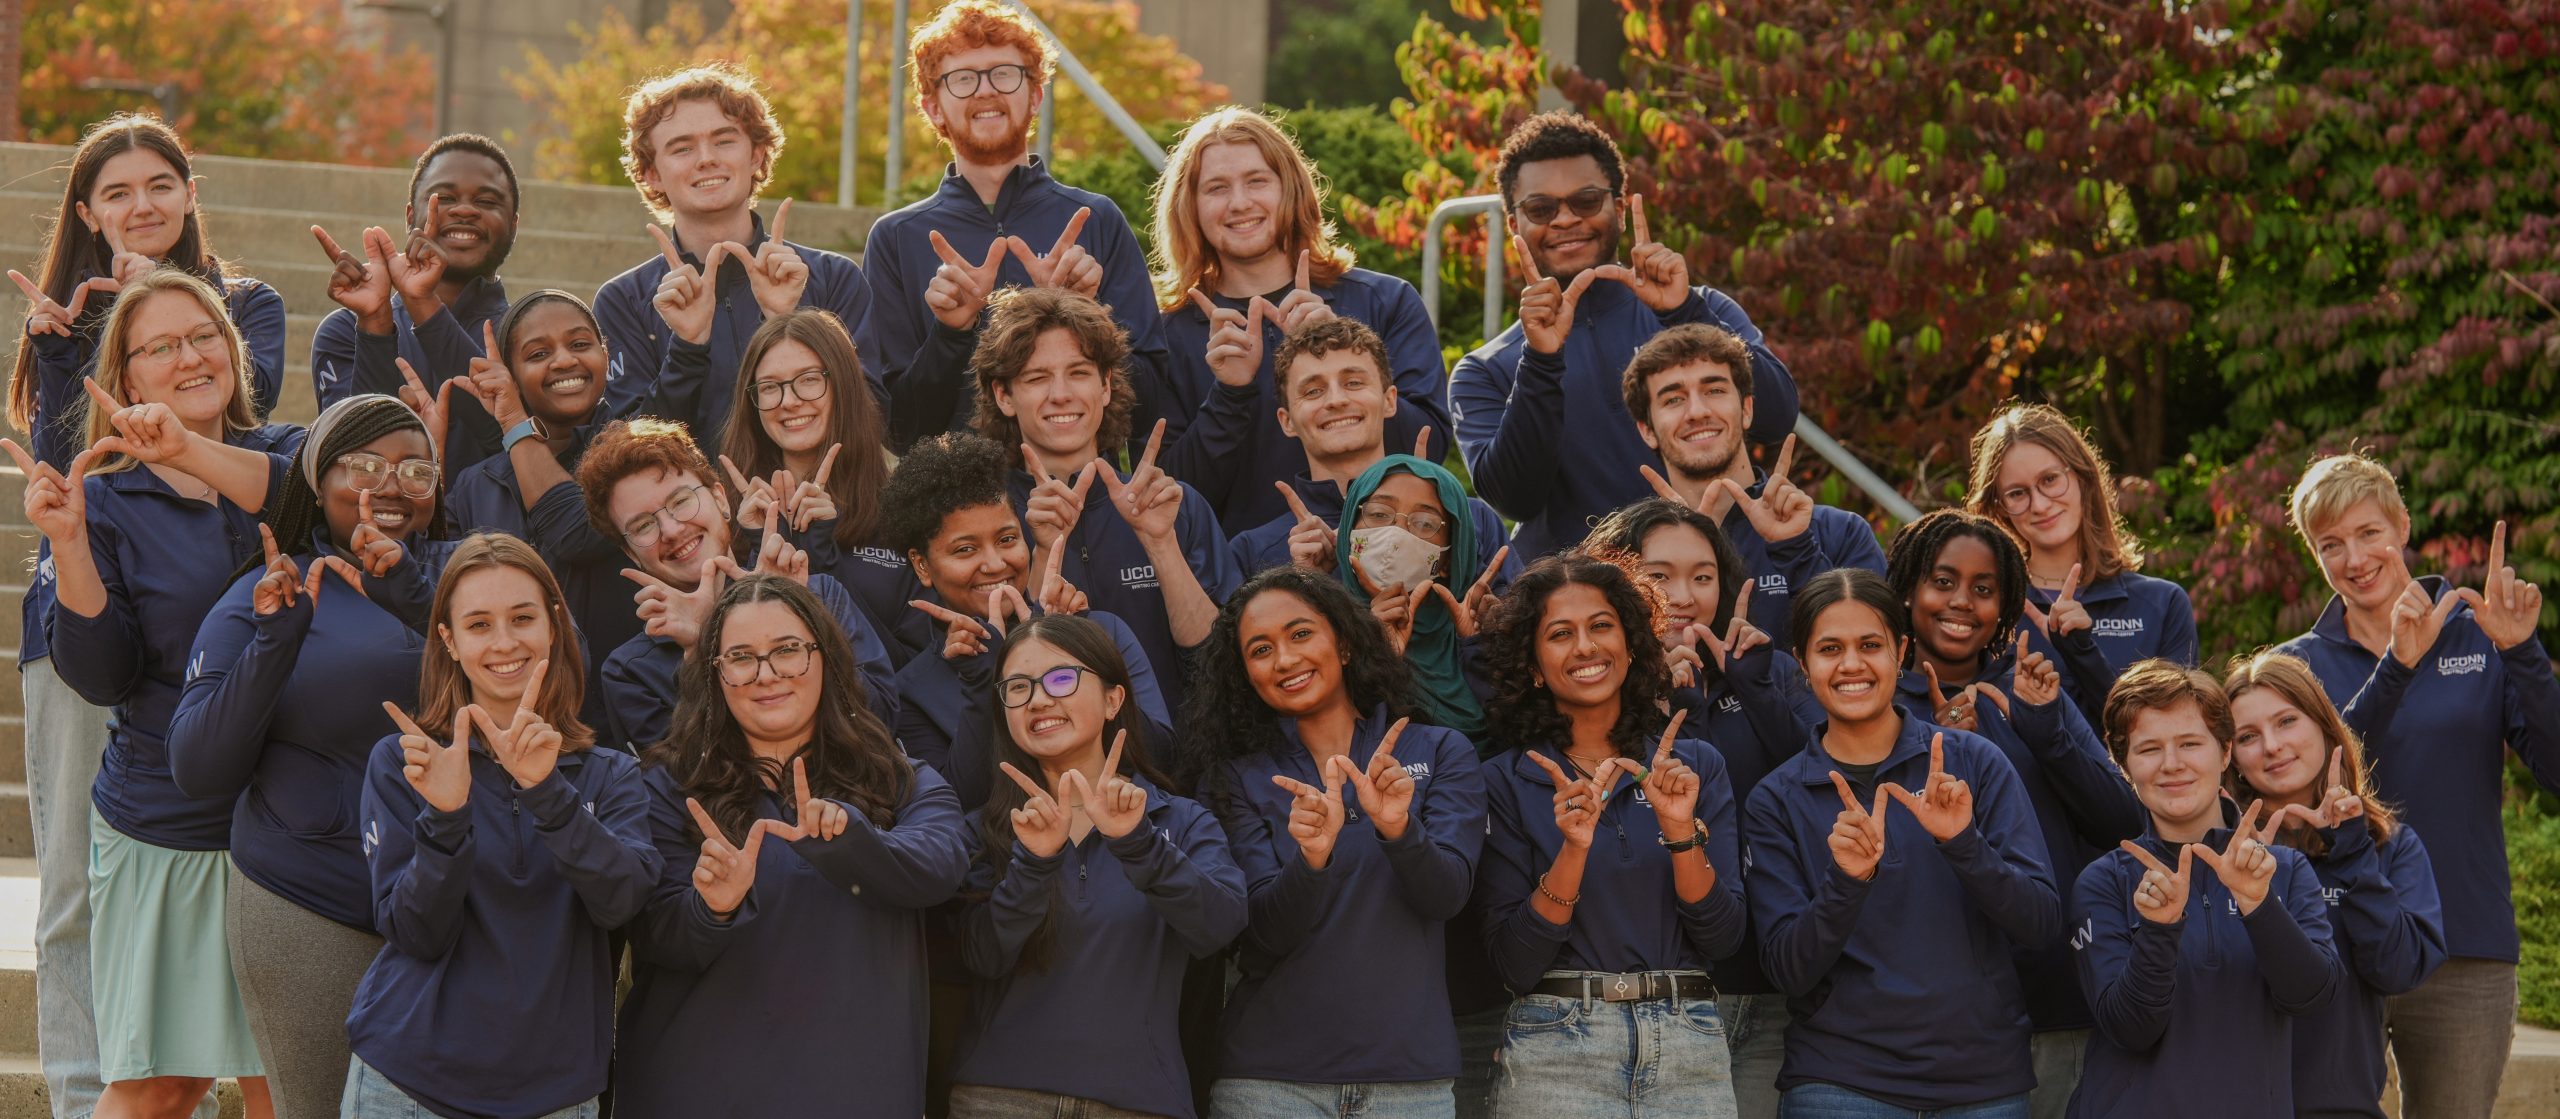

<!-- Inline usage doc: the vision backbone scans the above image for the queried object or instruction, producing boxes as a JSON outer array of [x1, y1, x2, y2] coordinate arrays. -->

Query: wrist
[[357, 309, 396, 335], [1372, 813, 1410, 841]]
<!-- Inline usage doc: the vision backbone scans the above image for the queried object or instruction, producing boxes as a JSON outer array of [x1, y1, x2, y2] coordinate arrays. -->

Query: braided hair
[[243, 394, 446, 575], [1882, 508, 2029, 662]]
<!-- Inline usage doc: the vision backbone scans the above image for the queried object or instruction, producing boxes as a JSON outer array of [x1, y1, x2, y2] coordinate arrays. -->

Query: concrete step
[[0, 719, 22, 783], [0, 244, 627, 323]]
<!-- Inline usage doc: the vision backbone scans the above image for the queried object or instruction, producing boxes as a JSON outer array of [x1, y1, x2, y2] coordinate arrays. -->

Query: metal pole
[[1000, 0, 1164, 169], [838, 0, 861, 206], [1419, 195, 1504, 335], [1795, 415, 1922, 523], [1482, 211, 1506, 343], [884, 0, 910, 204], [1035, 78, 1055, 164]]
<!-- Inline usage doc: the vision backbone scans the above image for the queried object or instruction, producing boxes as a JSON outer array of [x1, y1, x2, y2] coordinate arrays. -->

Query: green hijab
[[1337, 454, 1485, 738]]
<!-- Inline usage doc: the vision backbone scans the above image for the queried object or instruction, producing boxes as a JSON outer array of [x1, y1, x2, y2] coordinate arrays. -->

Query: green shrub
[[2510, 801, 2560, 1029]]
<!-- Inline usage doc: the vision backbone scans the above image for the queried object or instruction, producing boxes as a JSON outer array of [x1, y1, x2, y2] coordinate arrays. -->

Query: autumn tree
[[511, 0, 1228, 208]]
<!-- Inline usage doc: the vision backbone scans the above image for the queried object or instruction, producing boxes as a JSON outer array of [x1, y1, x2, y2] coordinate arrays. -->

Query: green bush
[[2510, 802, 2560, 1029]]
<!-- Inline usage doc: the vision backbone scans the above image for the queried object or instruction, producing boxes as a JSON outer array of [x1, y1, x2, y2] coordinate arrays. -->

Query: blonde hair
[[1149, 106, 1352, 310], [1964, 402, 2141, 580], [84, 269, 259, 475], [2289, 452, 2406, 542], [619, 63, 783, 221], [2223, 650, 2398, 848]]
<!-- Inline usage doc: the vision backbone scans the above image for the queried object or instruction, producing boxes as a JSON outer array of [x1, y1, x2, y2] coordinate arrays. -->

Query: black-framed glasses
[[622, 484, 709, 547], [1995, 467, 2075, 514], [752, 370, 830, 411], [1513, 186, 1613, 227], [1357, 501, 1448, 541], [126, 324, 228, 367], [999, 665, 1091, 708], [938, 63, 1030, 100], [717, 639, 817, 686], [336, 453, 440, 498]]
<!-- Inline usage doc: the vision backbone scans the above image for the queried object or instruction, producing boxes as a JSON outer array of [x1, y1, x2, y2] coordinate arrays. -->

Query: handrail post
[[999, 0, 1165, 169], [884, 0, 910, 205], [838, 0, 861, 207], [1420, 194, 1506, 339]]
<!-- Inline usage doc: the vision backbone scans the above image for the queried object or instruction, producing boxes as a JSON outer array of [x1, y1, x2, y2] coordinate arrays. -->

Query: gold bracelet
[[1537, 871, 1580, 908]]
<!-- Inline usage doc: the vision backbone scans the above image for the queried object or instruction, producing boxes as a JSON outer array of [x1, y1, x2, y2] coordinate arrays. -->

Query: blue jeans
[[340, 1057, 597, 1119], [1489, 986, 1738, 1119], [1777, 1084, 2029, 1119], [1211, 1078, 1456, 1119], [1718, 993, 1791, 1119]]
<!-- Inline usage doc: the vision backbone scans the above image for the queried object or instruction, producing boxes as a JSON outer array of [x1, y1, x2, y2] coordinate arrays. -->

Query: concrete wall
[[1135, 0, 1270, 107]]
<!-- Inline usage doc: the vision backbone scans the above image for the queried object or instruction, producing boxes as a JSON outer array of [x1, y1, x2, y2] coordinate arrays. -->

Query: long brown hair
[[10, 114, 224, 432], [1965, 403, 2142, 581], [2223, 650, 2398, 849], [719, 309, 887, 548], [1149, 106, 1352, 309], [83, 270, 260, 476], [413, 534, 595, 752]]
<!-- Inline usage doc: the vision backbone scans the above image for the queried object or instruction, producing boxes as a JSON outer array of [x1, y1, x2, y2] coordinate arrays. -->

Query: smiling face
[[2309, 499, 2413, 615], [604, 465, 731, 590], [439, 565, 554, 710], [1802, 599, 1906, 724], [409, 149, 517, 280], [1635, 523, 1722, 637], [1237, 589, 1350, 720], [1193, 140, 1286, 267], [993, 327, 1109, 461], [643, 99, 767, 220], [505, 300, 607, 425], [1001, 636, 1124, 762], [716, 599, 824, 748], [1276, 348, 1395, 467], [2231, 686, 2328, 803], [1908, 534, 2002, 669], [117, 288, 235, 430], [1636, 359, 1751, 481], [2122, 699, 2231, 831], [79, 148, 194, 260], [1531, 583, 1631, 711], [752, 337, 834, 458], [925, 43, 1040, 165], [1994, 441, 2082, 556], [321, 429, 437, 549], [1508, 155, 1619, 280], [914, 501, 1029, 619]]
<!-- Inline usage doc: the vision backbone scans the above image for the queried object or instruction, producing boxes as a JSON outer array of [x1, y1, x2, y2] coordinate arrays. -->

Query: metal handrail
[[1420, 194, 1918, 522]]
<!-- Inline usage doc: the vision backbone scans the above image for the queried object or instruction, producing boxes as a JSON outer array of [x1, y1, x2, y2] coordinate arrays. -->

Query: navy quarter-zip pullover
[[617, 762, 968, 1119], [445, 424, 641, 731], [348, 738, 659, 1119], [599, 572, 898, 752], [857, 159, 1167, 449], [1742, 716, 2059, 1108], [594, 211, 876, 449], [1212, 709, 1487, 1084], [1479, 738, 1749, 992], [2027, 571, 2198, 722], [1715, 471, 1885, 650], [891, 607, 1171, 810], [312, 279, 509, 479], [1449, 280, 1797, 560], [48, 426, 302, 850], [2276, 576, 2560, 962], [1157, 269, 1453, 533], [2067, 830, 2342, 1118], [1226, 471, 1518, 587], [951, 774, 1247, 1119], [2287, 822, 2445, 1118], [1668, 645, 1825, 997], [1004, 467, 1242, 713]]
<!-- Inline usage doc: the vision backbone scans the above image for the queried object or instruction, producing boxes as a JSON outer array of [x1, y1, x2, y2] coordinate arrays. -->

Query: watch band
[[1658, 822, 1709, 852], [501, 418, 539, 450]]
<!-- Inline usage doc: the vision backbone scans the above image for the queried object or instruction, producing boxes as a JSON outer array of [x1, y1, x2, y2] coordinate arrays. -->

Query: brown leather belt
[[1529, 971, 1716, 1003]]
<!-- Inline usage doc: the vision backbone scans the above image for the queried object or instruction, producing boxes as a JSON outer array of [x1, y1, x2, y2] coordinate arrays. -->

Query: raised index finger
[[649, 224, 684, 271], [2058, 562, 2082, 604], [83, 377, 123, 417], [814, 443, 842, 486], [1376, 717, 1410, 762], [1629, 192, 1650, 247], [311, 225, 350, 265], [0, 437, 34, 478], [1275, 480, 1316, 525], [517, 660, 550, 719], [791, 756, 812, 809], [1771, 434, 1797, 481], [1929, 731, 1946, 778], [1101, 729, 1127, 782], [2489, 520, 2507, 576], [2118, 838, 2170, 876], [929, 229, 970, 270], [381, 700, 430, 740], [1474, 545, 1512, 594], [2231, 799, 2265, 851], [1654, 708, 1686, 768], [1830, 771, 1864, 817], [1511, 234, 1543, 283], [685, 798, 733, 850], [1135, 419, 1166, 476], [1001, 761, 1051, 803], [1051, 207, 1092, 258], [769, 199, 791, 246], [1295, 249, 1312, 292]]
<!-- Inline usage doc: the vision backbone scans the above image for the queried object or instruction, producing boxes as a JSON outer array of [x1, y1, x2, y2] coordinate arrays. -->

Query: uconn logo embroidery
[[186, 650, 205, 683], [1716, 695, 1744, 715], [1119, 564, 1159, 590], [1756, 573, 1789, 595], [34, 554, 53, 587], [2092, 618, 2146, 638], [1402, 761, 1433, 781], [2321, 885, 2346, 907], [2068, 916, 2096, 951], [2436, 653, 2488, 677], [853, 546, 904, 569], [362, 818, 382, 858]]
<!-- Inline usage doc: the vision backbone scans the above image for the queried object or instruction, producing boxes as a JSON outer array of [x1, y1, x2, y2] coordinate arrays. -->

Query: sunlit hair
[[412, 534, 595, 752], [1150, 106, 1352, 310], [575, 418, 720, 546], [2101, 658, 2233, 766], [970, 287, 1135, 467], [1272, 317, 1389, 399], [908, 0, 1057, 121], [2223, 650, 2398, 847], [84, 270, 259, 475], [720, 309, 889, 548], [1480, 551, 1675, 759], [619, 63, 783, 221], [1964, 403, 2142, 580], [2289, 452, 2407, 542], [11, 113, 223, 432], [1620, 323, 1753, 427]]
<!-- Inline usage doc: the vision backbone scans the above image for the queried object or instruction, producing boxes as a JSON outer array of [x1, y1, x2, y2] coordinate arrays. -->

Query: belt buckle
[[1604, 973, 1637, 1001]]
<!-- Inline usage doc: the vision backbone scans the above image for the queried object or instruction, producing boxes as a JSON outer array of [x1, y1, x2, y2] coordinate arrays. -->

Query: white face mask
[[1349, 524, 1445, 592]]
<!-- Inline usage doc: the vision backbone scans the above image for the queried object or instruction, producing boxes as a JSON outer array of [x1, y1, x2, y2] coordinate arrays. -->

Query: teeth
[[177, 377, 213, 391], [549, 377, 588, 392], [1030, 717, 1066, 733], [371, 511, 404, 525], [1568, 663, 1609, 681], [488, 659, 526, 674], [1836, 681, 1874, 695], [1280, 670, 1314, 689]]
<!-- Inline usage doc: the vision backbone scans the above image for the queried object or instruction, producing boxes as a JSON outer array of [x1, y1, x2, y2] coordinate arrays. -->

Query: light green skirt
[[88, 808, 264, 1081]]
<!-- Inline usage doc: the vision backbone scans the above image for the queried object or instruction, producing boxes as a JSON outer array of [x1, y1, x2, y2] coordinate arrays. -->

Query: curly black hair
[[877, 431, 1014, 558], [1884, 508, 2029, 663], [1176, 567, 1414, 802], [1583, 498, 1749, 687], [408, 133, 520, 214], [1494, 110, 1627, 211], [1480, 552, 1676, 760]]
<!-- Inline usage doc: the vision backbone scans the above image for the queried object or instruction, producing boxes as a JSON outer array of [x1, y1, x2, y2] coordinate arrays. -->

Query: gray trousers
[[2386, 957, 2517, 1118], [224, 867, 381, 1119]]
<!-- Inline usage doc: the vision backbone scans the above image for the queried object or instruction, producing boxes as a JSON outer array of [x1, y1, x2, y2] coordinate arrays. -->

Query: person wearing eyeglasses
[[165, 393, 462, 1118], [858, 0, 1168, 450], [618, 575, 968, 1119], [571, 417, 899, 752], [1334, 452, 1504, 742], [13, 268, 298, 1119], [594, 65, 877, 450], [1449, 111, 1797, 562], [1965, 404, 2196, 722], [714, 308, 923, 664]]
